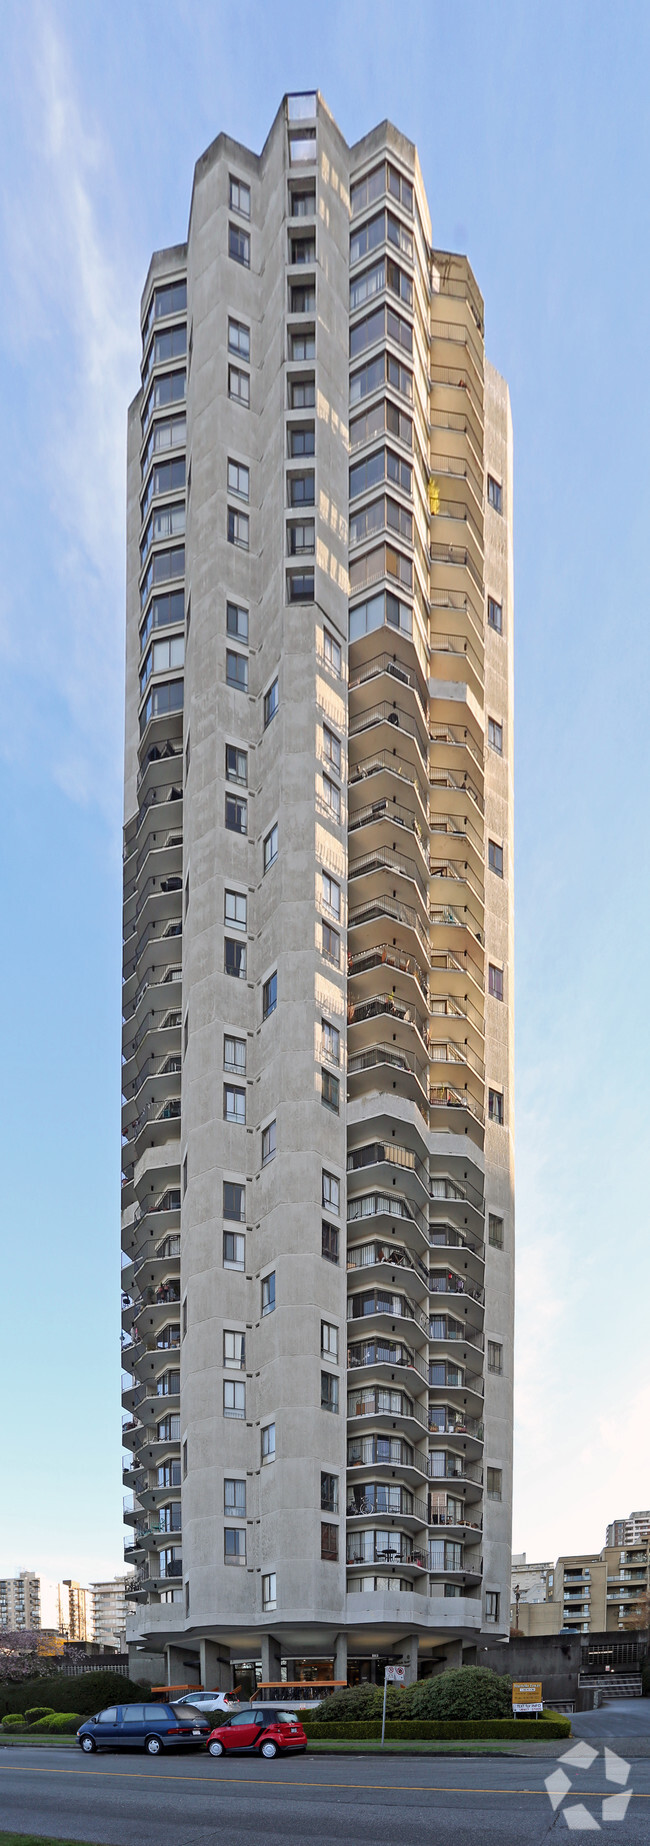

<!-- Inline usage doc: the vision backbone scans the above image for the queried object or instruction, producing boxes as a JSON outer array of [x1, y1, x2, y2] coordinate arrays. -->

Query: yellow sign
[[512, 1680, 542, 1711]]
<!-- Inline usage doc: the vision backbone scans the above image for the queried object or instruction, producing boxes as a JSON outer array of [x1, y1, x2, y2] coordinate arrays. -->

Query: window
[[488, 1089, 504, 1126], [290, 188, 316, 217], [263, 825, 278, 871], [261, 1422, 276, 1463], [229, 223, 250, 267], [288, 570, 315, 601], [322, 1068, 340, 1112], [224, 1330, 245, 1369], [224, 939, 246, 981], [289, 425, 315, 457], [264, 678, 279, 726], [290, 284, 316, 313], [228, 365, 250, 406], [226, 742, 248, 784], [229, 176, 251, 218], [488, 839, 503, 877], [225, 792, 247, 834], [287, 518, 315, 554], [262, 1572, 276, 1610], [228, 507, 249, 549], [224, 1527, 246, 1564], [487, 1467, 502, 1501], [321, 1320, 338, 1360], [488, 1213, 504, 1249], [262, 971, 278, 1019], [228, 318, 250, 361], [321, 1372, 339, 1414], [225, 890, 247, 931], [158, 1415, 180, 1441], [226, 649, 248, 692], [261, 1272, 276, 1316], [223, 1181, 245, 1221], [488, 1340, 503, 1374], [182, 1441, 187, 1478], [322, 1171, 340, 1214], [321, 1472, 339, 1513], [139, 677, 185, 736], [323, 629, 341, 676], [139, 632, 185, 695], [182, 1295, 187, 1338], [290, 331, 315, 361], [228, 460, 250, 502], [323, 775, 341, 820], [224, 1083, 246, 1123], [224, 1478, 246, 1515], [223, 1230, 245, 1270], [322, 1019, 340, 1064], [488, 595, 503, 633], [321, 871, 340, 918], [290, 237, 316, 266], [182, 1154, 188, 1197], [289, 378, 315, 409], [323, 725, 341, 773], [139, 587, 185, 648], [289, 126, 316, 163], [289, 473, 315, 508], [262, 1120, 276, 1165], [487, 475, 502, 513], [488, 716, 503, 754], [223, 1379, 245, 1417], [321, 921, 340, 966], [488, 964, 504, 1001], [321, 1523, 338, 1562], [485, 1590, 500, 1622]]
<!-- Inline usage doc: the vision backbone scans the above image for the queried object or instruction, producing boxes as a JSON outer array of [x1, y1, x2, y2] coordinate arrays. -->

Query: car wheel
[[145, 1735, 163, 1755], [80, 1735, 96, 1753], [260, 1740, 278, 1758], [208, 1740, 224, 1757]]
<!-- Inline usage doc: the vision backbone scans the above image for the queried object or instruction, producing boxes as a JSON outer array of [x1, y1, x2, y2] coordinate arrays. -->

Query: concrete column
[[165, 1642, 198, 1688], [442, 1639, 463, 1671], [260, 1634, 282, 1688], [334, 1631, 348, 1686], [129, 1646, 166, 1687], [200, 1638, 231, 1691], [402, 1634, 419, 1685]]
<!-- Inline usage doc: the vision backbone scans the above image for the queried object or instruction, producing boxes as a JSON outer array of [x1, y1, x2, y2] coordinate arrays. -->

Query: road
[[2, 1744, 650, 1845]]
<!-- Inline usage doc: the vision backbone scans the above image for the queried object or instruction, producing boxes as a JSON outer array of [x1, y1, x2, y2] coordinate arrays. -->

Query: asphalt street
[[2, 1744, 650, 1846]]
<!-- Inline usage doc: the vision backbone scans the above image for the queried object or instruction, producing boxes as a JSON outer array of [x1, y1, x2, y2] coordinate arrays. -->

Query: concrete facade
[[511, 1543, 650, 1636], [121, 91, 515, 1686], [0, 1572, 40, 1630]]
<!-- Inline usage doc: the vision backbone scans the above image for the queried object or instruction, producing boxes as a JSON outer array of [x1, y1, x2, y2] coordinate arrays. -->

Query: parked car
[[173, 1691, 237, 1717], [77, 1702, 211, 1755], [206, 1706, 307, 1759]]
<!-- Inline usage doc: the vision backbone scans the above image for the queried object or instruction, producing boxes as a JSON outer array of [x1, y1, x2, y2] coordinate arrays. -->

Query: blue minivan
[[77, 1701, 210, 1755]]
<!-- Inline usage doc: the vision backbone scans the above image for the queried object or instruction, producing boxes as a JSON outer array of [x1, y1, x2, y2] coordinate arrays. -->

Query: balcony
[[347, 940, 429, 1003], [348, 890, 429, 963], [348, 1138, 430, 1197], [429, 763, 484, 815], [348, 749, 430, 826], [348, 990, 432, 1058], [349, 843, 428, 911], [429, 1084, 485, 1130], [347, 1538, 428, 1571], [349, 649, 427, 715], [347, 1287, 429, 1338], [346, 1241, 428, 1292], [349, 700, 428, 771], [348, 1040, 429, 1109], [347, 1338, 427, 1384], [348, 1389, 427, 1433], [347, 1487, 428, 1526]]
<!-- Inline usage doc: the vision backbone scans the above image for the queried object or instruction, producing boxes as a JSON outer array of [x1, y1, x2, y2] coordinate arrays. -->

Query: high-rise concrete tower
[[121, 91, 515, 1690]]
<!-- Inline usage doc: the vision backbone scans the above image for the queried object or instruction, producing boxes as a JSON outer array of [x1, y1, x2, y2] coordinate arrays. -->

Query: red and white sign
[[385, 1665, 406, 1684]]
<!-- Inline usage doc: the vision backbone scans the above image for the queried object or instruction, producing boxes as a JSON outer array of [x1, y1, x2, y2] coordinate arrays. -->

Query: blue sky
[[2, 0, 649, 1586]]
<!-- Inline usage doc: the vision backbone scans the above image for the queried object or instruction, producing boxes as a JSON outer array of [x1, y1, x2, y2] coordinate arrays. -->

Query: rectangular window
[[224, 1527, 246, 1564], [290, 285, 316, 313], [488, 595, 503, 633], [488, 1340, 503, 1374], [321, 1219, 339, 1265], [321, 1320, 339, 1360], [262, 971, 278, 1019], [321, 1472, 339, 1513], [261, 1422, 276, 1463], [488, 964, 504, 1001], [226, 649, 248, 692], [228, 507, 250, 549], [321, 1371, 339, 1414], [290, 188, 316, 217], [289, 126, 317, 163], [322, 1171, 340, 1214], [225, 742, 248, 784], [229, 223, 250, 267], [182, 1440, 188, 1478], [225, 793, 247, 834], [289, 424, 315, 457], [224, 938, 246, 981], [488, 716, 503, 754], [262, 1119, 276, 1165], [224, 1083, 246, 1123], [228, 460, 250, 502], [321, 1522, 338, 1562], [487, 1467, 502, 1501], [223, 1182, 245, 1222], [322, 871, 340, 918], [488, 1213, 504, 1249], [321, 921, 340, 966], [223, 1379, 246, 1417], [323, 775, 341, 820], [290, 331, 315, 361], [322, 1019, 340, 1064], [224, 1478, 246, 1515], [487, 475, 502, 513], [290, 237, 316, 266], [226, 601, 249, 644], [228, 365, 250, 406], [488, 1089, 504, 1126], [182, 1153, 187, 1197], [228, 318, 250, 361], [289, 472, 315, 506], [263, 825, 279, 871], [229, 176, 251, 218], [264, 678, 279, 726], [261, 1271, 276, 1316], [224, 1330, 245, 1369], [262, 1572, 276, 1610], [225, 889, 247, 932], [288, 570, 315, 601], [485, 1590, 500, 1621], [488, 839, 503, 877], [287, 518, 315, 553], [290, 378, 315, 409], [323, 725, 341, 773], [223, 1231, 245, 1270], [323, 629, 341, 676], [322, 1068, 340, 1112]]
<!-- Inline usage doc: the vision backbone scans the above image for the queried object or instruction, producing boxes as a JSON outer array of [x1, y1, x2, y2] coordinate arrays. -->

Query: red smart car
[[206, 1704, 307, 1759]]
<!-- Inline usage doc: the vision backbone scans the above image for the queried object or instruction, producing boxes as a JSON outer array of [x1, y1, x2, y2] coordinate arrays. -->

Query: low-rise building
[[606, 1511, 650, 1548], [511, 1541, 650, 1635], [91, 1578, 132, 1652]]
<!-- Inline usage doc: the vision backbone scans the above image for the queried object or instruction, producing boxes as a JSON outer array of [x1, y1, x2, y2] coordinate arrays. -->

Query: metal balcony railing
[[347, 1189, 428, 1236], [349, 798, 426, 849], [349, 1392, 427, 1430], [429, 1084, 485, 1126], [349, 844, 428, 907], [430, 947, 484, 993], [349, 651, 427, 713], [349, 748, 429, 817], [347, 941, 429, 1001], [349, 701, 428, 764], [348, 1340, 427, 1384], [429, 860, 484, 905], [348, 891, 429, 960], [348, 1041, 428, 1094], [347, 1291, 429, 1336], [427, 1456, 483, 1485], [427, 449, 483, 507], [347, 991, 431, 1054], [429, 539, 484, 597], [347, 1489, 428, 1522], [429, 765, 484, 813], [429, 723, 483, 771], [346, 1241, 428, 1287]]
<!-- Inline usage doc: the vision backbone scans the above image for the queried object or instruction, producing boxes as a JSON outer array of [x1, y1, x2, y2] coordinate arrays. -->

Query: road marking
[[1, 1764, 648, 1797]]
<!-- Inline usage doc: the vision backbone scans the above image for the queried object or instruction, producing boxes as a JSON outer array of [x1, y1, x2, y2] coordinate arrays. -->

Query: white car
[[173, 1692, 237, 1717]]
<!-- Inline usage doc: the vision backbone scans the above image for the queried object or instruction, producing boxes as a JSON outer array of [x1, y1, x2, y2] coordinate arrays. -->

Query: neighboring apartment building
[[121, 90, 515, 1687], [0, 1571, 40, 1630], [510, 1552, 554, 1614], [58, 1581, 93, 1644], [91, 1578, 132, 1652], [511, 1543, 650, 1635], [606, 1511, 650, 1549]]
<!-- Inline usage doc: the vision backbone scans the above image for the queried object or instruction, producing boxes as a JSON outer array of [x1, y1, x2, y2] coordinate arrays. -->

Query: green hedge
[[30, 1714, 80, 1734], [0, 1674, 150, 1719], [302, 1713, 571, 1741], [1, 1716, 25, 1731]]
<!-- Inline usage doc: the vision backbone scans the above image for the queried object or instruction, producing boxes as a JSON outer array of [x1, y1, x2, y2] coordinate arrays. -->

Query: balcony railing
[[349, 798, 426, 850], [429, 631, 483, 684], [349, 651, 427, 714], [427, 1456, 483, 1484], [429, 722, 483, 770], [347, 991, 431, 1052], [349, 701, 428, 764], [347, 1138, 429, 1194], [348, 1290, 429, 1335], [430, 1276, 483, 1304], [348, 1340, 427, 1384], [347, 940, 429, 1001], [347, 1489, 428, 1521], [347, 1540, 427, 1568], [348, 891, 429, 960], [429, 1084, 485, 1126], [348, 1041, 428, 1094], [346, 1242, 428, 1288], [349, 1392, 427, 1429], [430, 859, 484, 906], [349, 748, 429, 817], [349, 844, 428, 908], [429, 765, 484, 813], [430, 946, 484, 993]]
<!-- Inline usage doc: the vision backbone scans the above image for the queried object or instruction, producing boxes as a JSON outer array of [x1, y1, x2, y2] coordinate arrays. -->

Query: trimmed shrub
[[1, 1713, 26, 1730], [315, 1684, 408, 1723], [31, 1712, 80, 1733], [409, 1667, 512, 1720], [25, 1707, 55, 1723], [0, 1672, 150, 1719], [302, 1712, 571, 1741]]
